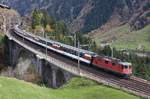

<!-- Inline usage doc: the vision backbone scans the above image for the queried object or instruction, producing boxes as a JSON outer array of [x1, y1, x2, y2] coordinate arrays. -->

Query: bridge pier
[[6, 38, 23, 67], [41, 62, 74, 88], [51, 66, 57, 88], [8, 38, 12, 65], [36, 55, 43, 76]]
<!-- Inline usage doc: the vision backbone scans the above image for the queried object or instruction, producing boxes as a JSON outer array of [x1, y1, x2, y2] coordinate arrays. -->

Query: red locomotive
[[92, 56, 132, 77]]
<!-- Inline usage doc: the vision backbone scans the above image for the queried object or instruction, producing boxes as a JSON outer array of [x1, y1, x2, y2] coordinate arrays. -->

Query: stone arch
[[56, 69, 66, 87], [42, 63, 52, 87], [17, 50, 37, 66], [14, 48, 43, 83], [18, 49, 29, 59], [10, 43, 23, 67], [16, 49, 34, 68]]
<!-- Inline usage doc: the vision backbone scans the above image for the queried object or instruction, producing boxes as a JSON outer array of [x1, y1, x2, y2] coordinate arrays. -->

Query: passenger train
[[13, 25, 132, 78]]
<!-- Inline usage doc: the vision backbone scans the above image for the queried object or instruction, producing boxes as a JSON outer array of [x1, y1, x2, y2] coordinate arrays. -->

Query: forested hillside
[[1, 0, 149, 33]]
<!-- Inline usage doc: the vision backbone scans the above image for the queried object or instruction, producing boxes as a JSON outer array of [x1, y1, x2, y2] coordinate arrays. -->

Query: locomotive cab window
[[121, 65, 129, 69], [124, 65, 128, 69]]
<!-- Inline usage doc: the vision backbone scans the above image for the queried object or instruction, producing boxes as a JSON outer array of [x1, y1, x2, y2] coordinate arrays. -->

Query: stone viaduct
[[5, 36, 74, 88]]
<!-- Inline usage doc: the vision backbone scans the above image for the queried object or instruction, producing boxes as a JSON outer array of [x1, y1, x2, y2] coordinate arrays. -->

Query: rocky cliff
[[0, 7, 20, 34]]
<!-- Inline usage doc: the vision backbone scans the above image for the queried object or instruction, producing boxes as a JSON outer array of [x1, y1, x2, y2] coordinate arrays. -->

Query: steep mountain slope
[[0, 0, 149, 33], [88, 0, 150, 50], [92, 24, 150, 50]]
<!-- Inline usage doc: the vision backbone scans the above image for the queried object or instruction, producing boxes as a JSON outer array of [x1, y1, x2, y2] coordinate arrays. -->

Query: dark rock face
[[81, 0, 117, 33], [1, 0, 87, 21], [127, 0, 150, 30], [0, 0, 149, 32]]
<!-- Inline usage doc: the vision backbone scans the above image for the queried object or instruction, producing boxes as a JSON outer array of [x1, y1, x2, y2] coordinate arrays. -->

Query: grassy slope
[[0, 77, 139, 99], [94, 25, 150, 51]]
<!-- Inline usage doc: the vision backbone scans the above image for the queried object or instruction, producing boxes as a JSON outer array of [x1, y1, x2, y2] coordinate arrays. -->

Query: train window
[[112, 63, 116, 66], [124, 65, 128, 69], [105, 60, 109, 64]]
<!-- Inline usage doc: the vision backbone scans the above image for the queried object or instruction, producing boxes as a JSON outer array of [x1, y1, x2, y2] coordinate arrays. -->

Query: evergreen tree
[[41, 10, 55, 28], [32, 9, 43, 29], [90, 41, 97, 52], [102, 45, 112, 56], [54, 21, 68, 35]]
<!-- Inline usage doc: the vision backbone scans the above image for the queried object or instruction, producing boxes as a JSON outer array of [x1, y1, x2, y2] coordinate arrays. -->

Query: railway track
[[10, 30, 150, 98]]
